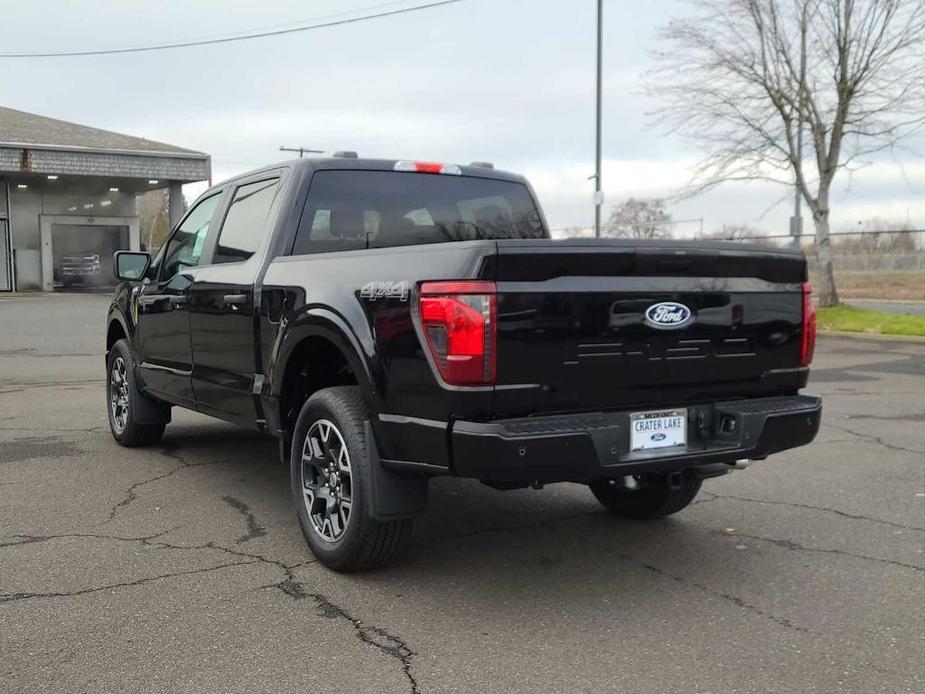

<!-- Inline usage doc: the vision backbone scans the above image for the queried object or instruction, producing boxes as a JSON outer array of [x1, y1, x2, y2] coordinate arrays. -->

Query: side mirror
[[113, 251, 151, 281]]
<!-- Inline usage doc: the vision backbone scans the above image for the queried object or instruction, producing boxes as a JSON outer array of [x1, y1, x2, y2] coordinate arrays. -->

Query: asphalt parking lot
[[2, 293, 923, 693]]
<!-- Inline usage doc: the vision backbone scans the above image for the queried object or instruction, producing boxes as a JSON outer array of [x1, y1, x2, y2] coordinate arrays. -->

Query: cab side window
[[159, 193, 222, 280], [213, 178, 281, 264]]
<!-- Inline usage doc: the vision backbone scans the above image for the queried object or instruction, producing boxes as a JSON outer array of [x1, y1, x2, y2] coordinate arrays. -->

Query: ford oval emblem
[[651, 432, 667, 441], [644, 301, 693, 330]]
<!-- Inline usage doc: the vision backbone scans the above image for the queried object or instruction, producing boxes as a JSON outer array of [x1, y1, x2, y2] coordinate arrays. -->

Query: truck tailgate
[[491, 239, 808, 418]]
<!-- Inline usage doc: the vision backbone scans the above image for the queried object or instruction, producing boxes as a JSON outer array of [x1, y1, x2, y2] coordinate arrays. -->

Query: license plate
[[630, 409, 687, 451]]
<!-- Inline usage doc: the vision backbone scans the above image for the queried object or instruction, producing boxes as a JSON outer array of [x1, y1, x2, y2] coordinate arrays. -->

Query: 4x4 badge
[[359, 281, 410, 302]]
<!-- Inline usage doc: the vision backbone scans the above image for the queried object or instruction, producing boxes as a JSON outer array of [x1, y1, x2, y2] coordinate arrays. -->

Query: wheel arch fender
[[270, 306, 383, 419], [106, 309, 133, 360]]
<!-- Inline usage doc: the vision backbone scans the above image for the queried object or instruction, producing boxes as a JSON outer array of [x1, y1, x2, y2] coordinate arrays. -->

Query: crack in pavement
[[822, 421, 925, 457], [108, 466, 187, 520], [713, 530, 925, 574], [0, 528, 175, 549], [144, 539, 310, 589], [417, 497, 735, 548], [690, 494, 722, 506], [107, 446, 230, 521], [411, 505, 810, 636], [0, 559, 259, 604], [416, 506, 816, 637], [847, 411, 925, 423], [812, 437, 862, 445], [220, 495, 267, 544], [14, 469, 900, 690], [0, 530, 306, 604], [613, 551, 810, 634], [273, 581, 418, 694], [701, 492, 925, 533], [416, 509, 602, 548], [119, 534, 418, 694]]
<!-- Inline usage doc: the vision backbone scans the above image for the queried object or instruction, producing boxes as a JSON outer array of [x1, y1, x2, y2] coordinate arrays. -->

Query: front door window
[[159, 193, 221, 280]]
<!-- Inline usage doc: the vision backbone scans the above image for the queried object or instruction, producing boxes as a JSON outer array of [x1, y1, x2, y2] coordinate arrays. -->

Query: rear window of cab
[[291, 170, 546, 255]]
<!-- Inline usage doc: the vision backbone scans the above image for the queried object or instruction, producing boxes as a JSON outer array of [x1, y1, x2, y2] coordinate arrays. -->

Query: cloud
[[2, 0, 923, 237]]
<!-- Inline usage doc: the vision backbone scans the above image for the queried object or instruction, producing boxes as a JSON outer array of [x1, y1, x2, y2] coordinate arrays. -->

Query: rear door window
[[291, 170, 546, 255], [214, 178, 281, 264]]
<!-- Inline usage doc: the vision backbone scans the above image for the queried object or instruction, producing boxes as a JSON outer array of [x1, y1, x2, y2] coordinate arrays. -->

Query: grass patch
[[808, 271, 925, 300], [817, 304, 925, 336]]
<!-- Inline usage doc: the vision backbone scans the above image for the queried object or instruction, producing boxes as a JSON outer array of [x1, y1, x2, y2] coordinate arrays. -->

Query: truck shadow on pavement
[[131, 419, 782, 630]]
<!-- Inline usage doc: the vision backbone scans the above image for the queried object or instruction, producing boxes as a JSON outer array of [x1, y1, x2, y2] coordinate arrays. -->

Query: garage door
[[51, 224, 129, 291]]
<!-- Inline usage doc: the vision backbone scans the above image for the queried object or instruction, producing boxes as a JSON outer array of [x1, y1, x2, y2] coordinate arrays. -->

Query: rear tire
[[106, 339, 167, 447], [589, 473, 702, 519], [291, 386, 412, 572]]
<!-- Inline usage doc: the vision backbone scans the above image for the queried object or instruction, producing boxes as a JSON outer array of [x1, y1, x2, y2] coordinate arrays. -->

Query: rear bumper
[[449, 395, 821, 483]]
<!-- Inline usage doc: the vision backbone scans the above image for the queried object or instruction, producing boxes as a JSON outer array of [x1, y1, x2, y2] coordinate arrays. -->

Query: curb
[[818, 330, 925, 344]]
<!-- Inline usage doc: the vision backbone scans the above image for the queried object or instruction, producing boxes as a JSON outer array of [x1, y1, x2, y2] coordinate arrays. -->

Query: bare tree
[[604, 198, 673, 238], [651, 0, 925, 306], [136, 189, 170, 253]]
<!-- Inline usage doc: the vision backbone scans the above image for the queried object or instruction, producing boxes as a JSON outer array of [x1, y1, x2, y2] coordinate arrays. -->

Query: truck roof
[[217, 157, 528, 187]]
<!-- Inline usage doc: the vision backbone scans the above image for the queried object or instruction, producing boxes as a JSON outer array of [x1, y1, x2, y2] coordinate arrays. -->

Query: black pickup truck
[[106, 156, 821, 571]]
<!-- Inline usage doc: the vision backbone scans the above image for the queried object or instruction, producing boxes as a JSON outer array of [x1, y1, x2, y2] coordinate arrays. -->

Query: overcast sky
[[2, 0, 924, 236]]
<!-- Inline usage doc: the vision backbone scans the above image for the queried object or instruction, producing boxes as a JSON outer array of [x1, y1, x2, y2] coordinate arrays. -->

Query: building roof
[[0, 106, 206, 157]]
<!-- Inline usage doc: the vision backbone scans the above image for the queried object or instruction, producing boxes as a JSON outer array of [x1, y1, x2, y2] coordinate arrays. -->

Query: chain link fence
[[729, 228, 925, 300]]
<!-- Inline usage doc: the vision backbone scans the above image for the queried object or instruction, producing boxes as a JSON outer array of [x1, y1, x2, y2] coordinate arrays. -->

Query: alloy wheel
[[109, 356, 129, 433], [301, 418, 353, 542]]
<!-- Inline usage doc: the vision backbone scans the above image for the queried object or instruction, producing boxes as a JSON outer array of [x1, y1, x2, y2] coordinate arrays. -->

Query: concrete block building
[[0, 106, 210, 291]]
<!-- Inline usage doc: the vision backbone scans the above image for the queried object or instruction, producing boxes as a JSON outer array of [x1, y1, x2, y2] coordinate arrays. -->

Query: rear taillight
[[418, 281, 496, 386], [800, 282, 816, 367]]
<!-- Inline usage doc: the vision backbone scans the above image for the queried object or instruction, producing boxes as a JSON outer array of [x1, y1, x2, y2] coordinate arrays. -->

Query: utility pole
[[280, 146, 323, 158], [594, 0, 603, 238], [790, 6, 808, 251]]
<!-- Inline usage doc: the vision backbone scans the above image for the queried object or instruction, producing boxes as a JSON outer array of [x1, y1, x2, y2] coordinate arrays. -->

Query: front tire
[[291, 386, 412, 572], [106, 339, 167, 447], [589, 473, 702, 519]]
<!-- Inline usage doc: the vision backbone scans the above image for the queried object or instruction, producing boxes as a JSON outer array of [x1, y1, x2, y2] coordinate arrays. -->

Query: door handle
[[168, 295, 187, 310], [223, 293, 248, 309]]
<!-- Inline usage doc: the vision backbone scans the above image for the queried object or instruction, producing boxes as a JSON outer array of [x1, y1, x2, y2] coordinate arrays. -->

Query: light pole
[[790, 7, 808, 251], [594, 0, 603, 238]]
